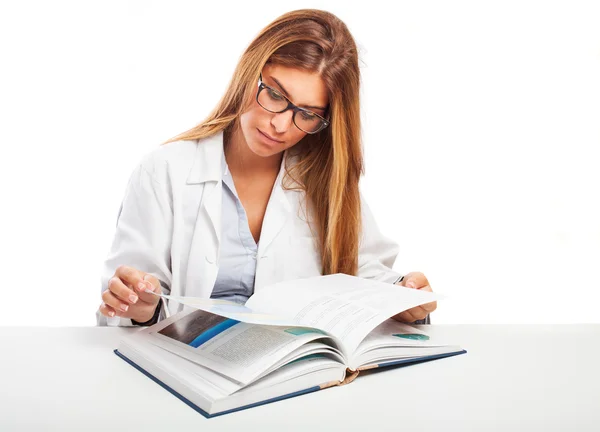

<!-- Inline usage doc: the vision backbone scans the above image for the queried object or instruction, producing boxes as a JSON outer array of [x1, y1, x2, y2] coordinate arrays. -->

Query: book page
[[146, 309, 339, 385], [121, 330, 244, 397], [245, 273, 443, 355], [146, 292, 300, 326], [349, 319, 462, 369]]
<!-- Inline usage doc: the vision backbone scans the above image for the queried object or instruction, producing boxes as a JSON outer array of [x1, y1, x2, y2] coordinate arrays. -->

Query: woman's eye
[[300, 111, 316, 121], [267, 88, 284, 100]]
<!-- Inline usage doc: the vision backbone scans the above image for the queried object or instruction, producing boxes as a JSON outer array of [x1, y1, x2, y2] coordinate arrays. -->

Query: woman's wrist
[[131, 302, 162, 326]]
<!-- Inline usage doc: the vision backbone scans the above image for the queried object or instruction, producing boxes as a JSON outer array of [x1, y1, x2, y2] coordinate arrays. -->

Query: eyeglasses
[[256, 75, 330, 134]]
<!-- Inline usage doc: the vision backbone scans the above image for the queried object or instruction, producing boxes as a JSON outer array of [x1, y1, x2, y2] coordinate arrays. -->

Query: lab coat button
[[205, 255, 215, 264]]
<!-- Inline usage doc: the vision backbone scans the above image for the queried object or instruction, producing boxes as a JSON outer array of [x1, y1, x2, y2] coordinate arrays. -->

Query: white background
[[0, 1, 598, 326]]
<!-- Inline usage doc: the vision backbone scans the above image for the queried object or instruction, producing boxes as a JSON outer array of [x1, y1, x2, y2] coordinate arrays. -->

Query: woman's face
[[239, 63, 329, 158]]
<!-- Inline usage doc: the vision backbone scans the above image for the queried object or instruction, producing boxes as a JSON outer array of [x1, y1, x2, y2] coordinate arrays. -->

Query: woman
[[97, 9, 437, 327]]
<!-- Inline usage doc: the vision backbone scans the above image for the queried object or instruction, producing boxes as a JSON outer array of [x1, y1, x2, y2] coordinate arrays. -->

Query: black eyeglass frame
[[256, 75, 330, 134]]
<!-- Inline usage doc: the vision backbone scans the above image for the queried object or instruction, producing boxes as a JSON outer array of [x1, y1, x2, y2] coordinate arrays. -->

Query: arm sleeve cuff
[[131, 300, 162, 326], [412, 314, 431, 325]]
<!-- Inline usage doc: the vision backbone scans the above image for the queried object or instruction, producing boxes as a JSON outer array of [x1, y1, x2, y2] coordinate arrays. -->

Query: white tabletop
[[1, 324, 599, 431]]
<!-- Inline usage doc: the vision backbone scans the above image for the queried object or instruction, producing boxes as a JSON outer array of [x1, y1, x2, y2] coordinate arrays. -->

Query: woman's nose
[[270, 110, 294, 134]]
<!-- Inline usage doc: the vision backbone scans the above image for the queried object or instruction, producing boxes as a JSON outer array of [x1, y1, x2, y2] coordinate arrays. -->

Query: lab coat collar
[[185, 131, 225, 185]]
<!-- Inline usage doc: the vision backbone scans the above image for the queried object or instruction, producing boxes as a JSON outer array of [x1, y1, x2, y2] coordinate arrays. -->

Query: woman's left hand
[[393, 272, 437, 323]]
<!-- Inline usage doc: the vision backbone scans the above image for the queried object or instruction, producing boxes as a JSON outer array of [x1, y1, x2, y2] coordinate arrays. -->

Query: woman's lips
[[258, 129, 284, 144]]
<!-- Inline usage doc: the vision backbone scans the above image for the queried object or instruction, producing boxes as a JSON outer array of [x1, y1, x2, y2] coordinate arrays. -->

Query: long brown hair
[[163, 9, 363, 276]]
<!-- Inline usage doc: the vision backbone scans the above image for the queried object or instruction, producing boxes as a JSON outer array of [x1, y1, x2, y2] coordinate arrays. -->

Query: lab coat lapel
[[183, 133, 224, 298], [257, 155, 292, 259]]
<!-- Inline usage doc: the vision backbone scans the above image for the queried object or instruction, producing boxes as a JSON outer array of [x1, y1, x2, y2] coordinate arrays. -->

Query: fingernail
[[129, 294, 138, 303], [120, 304, 129, 312], [108, 310, 115, 317], [137, 282, 146, 291], [145, 281, 154, 291], [406, 281, 416, 288]]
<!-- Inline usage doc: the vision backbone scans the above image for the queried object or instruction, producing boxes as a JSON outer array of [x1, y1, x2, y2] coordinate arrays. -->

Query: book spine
[[357, 364, 379, 371], [319, 380, 342, 389], [320, 367, 360, 388], [339, 368, 360, 386]]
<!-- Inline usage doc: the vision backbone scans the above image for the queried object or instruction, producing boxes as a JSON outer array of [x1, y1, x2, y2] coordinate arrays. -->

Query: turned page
[[245, 273, 442, 354]]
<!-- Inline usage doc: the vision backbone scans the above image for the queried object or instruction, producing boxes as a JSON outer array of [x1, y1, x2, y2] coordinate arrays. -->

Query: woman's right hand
[[98, 265, 162, 322]]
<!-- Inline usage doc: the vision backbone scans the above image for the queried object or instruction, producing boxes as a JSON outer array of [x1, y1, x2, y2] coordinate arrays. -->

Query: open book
[[115, 274, 466, 417]]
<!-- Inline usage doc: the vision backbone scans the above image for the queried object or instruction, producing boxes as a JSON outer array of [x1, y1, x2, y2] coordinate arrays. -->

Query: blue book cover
[[114, 348, 467, 418]]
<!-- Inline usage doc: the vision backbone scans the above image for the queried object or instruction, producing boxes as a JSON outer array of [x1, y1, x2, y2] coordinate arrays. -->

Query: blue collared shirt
[[209, 154, 259, 304]]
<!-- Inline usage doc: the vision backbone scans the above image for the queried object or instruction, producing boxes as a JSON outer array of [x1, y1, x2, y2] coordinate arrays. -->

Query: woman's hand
[[393, 271, 437, 323], [98, 265, 162, 322]]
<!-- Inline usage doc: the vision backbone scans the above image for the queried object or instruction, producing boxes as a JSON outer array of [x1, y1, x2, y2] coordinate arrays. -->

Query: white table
[[1, 325, 599, 431]]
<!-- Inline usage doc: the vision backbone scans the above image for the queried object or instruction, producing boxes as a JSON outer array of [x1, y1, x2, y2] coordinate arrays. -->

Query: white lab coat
[[97, 131, 402, 326]]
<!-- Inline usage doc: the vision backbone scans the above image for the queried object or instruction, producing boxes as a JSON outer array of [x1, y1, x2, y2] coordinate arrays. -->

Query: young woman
[[96, 9, 437, 327]]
